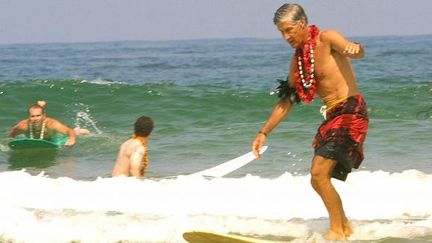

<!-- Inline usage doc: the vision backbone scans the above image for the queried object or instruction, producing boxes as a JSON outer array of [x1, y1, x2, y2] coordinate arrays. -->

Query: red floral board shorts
[[313, 95, 369, 181]]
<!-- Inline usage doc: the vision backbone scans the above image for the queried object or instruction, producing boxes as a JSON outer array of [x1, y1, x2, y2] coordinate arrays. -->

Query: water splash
[[0, 143, 10, 152], [74, 108, 102, 135]]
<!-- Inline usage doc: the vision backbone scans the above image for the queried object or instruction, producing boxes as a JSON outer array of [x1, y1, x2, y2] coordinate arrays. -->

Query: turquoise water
[[0, 36, 431, 242]]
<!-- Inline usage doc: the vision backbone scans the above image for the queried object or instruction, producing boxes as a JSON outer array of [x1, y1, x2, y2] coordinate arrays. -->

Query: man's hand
[[252, 133, 267, 159], [64, 137, 76, 147], [343, 42, 362, 55]]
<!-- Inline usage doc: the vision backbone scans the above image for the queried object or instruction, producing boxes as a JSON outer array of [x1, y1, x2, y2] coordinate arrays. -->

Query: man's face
[[28, 107, 45, 125], [277, 20, 305, 49]]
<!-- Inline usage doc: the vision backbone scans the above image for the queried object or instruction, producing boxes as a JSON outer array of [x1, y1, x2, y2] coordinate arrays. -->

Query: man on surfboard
[[112, 116, 154, 178], [251, 3, 368, 240], [8, 101, 78, 146]]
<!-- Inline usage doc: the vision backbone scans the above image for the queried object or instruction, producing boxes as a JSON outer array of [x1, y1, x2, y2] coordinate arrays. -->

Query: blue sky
[[1, 0, 431, 44]]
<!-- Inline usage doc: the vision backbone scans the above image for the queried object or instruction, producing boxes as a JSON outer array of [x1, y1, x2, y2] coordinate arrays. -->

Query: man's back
[[112, 138, 147, 177]]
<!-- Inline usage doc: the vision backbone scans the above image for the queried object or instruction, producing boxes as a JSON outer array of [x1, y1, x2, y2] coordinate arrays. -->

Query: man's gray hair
[[273, 3, 308, 25]]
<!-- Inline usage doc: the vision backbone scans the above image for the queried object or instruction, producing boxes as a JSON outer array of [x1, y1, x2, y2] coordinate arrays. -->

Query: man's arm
[[7, 120, 26, 138], [321, 30, 365, 59], [252, 56, 297, 158], [48, 118, 76, 146], [252, 97, 293, 158], [112, 144, 130, 177]]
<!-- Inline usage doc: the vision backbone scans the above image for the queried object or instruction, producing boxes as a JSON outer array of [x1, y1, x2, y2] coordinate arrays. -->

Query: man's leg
[[310, 155, 352, 240]]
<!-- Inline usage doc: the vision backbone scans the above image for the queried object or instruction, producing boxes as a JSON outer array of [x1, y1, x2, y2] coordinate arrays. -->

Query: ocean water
[[0, 35, 431, 242]]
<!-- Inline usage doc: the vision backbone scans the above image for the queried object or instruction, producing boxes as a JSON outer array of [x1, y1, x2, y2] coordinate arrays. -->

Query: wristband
[[258, 131, 268, 137]]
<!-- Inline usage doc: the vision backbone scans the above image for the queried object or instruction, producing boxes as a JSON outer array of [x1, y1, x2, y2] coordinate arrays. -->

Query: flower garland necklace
[[294, 25, 320, 104], [29, 120, 46, 139]]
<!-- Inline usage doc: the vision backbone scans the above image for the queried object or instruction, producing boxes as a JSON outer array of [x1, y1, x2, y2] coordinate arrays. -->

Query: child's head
[[134, 116, 154, 137]]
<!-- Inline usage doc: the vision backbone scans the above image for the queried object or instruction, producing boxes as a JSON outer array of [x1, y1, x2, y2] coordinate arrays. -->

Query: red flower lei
[[294, 25, 320, 103]]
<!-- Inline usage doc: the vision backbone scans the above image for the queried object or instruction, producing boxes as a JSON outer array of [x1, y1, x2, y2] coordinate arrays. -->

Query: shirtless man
[[8, 101, 77, 146], [251, 4, 369, 240], [112, 116, 154, 177]]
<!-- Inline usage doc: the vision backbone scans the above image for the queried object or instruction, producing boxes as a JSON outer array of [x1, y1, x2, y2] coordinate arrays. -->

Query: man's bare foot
[[324, 230, 346, 241], [343, 221, 353, 237]]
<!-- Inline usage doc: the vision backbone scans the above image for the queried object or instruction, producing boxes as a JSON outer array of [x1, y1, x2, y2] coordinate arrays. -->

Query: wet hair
[[28, 104, 45, 115], [273, 3, 308, 25], [134, 116, 154, 137]]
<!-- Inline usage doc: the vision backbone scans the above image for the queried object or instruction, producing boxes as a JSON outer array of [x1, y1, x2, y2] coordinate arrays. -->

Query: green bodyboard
[[8, 137, 68, 149]]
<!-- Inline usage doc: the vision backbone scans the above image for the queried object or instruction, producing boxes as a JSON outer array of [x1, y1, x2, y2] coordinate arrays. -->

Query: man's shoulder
[[319, 29, 344, 42], [17, 119, 28, 125], [121, 138, 143, 149], [121, 139, 145, 156], [121, 138, 134, 146], [14, 119, 29, 129], [45, 117, 68, 128], [45, 117, 60, 124], [43, 117, 55, 126]]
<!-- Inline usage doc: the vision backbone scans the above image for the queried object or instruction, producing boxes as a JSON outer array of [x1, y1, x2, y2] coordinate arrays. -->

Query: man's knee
[[310, 156, 337, 182], [310, 169, 327, 191]]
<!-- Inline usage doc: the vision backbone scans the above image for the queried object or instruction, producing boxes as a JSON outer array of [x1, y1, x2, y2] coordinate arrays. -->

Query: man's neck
[[299, 27, 310, 48], [133, 134, 148, 145], [29, 119, 45, 128]]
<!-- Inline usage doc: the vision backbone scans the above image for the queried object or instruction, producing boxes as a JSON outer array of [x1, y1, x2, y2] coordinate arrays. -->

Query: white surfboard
[[191, 146, 268, 177]]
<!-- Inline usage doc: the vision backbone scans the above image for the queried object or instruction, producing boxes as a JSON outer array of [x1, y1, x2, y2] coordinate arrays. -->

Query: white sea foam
[[87, 78, 123, 85], [0, 169, 431, 242]]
